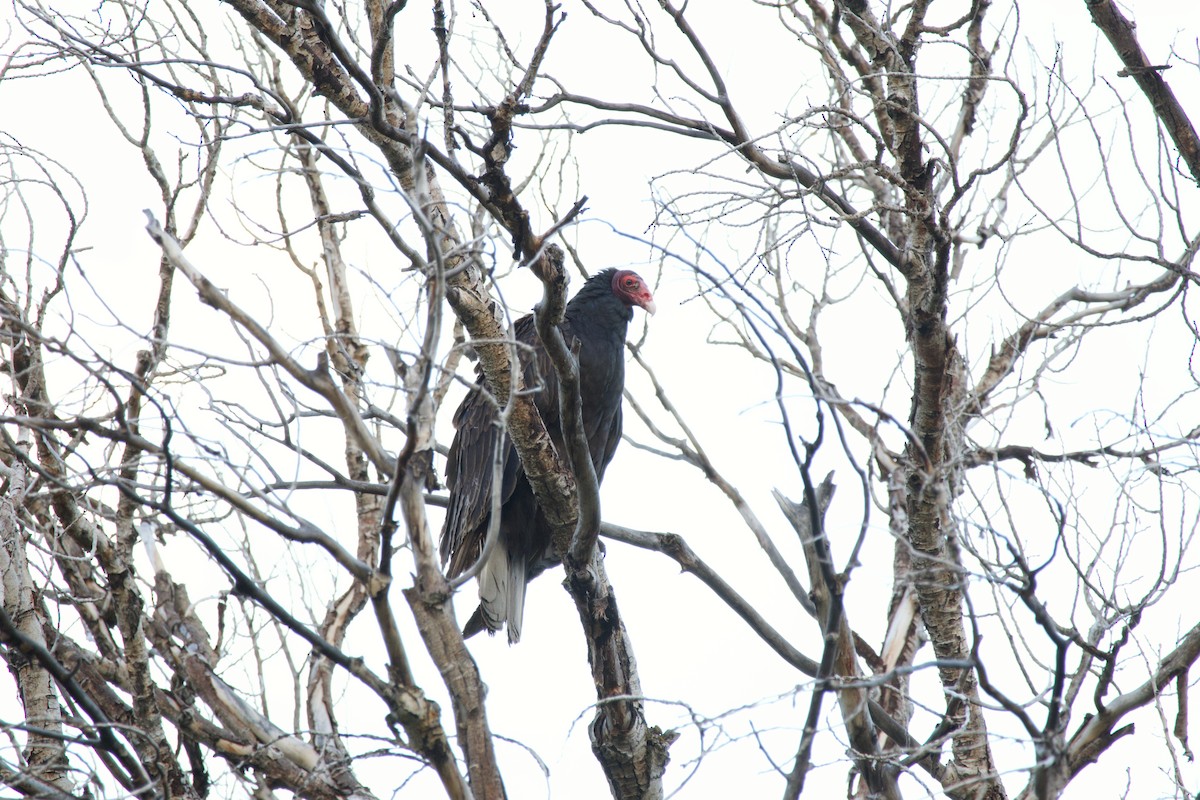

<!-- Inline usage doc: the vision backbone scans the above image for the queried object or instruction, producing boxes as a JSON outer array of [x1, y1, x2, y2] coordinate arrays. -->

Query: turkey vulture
[[440, 268, 656, 643]]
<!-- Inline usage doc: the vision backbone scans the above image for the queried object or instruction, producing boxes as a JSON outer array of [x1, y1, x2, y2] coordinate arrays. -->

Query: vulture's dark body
[[440, 269, 646, 643]]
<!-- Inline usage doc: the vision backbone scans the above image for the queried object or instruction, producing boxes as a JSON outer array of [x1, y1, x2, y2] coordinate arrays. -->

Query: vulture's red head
[[611, 269, 657, 315]]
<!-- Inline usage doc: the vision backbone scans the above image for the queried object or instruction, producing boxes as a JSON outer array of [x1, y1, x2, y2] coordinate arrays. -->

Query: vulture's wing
[[440, 386, 522, 577], [591, 402, 623, 482], [439, 316, 542, 577]]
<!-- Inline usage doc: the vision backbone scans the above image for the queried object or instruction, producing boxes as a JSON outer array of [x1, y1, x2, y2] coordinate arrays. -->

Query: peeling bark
[[0, 440, 72, 796]]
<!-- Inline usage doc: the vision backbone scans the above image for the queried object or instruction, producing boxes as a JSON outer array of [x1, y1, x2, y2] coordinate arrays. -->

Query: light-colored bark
[[0, 435, 72, 796]]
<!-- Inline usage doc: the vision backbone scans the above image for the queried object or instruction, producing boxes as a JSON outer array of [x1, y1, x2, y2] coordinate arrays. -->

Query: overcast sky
[[2, 2, 1199, 798]]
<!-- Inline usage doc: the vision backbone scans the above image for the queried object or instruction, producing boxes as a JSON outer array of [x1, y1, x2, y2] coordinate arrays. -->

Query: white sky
[[2, 1, 1199, 798]]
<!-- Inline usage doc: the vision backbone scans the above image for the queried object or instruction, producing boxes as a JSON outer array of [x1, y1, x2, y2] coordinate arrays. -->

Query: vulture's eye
[[623, 277, 637, 287]]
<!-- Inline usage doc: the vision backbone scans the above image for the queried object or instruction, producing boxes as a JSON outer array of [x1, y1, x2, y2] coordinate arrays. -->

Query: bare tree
[[1, 2, 1197, 799]]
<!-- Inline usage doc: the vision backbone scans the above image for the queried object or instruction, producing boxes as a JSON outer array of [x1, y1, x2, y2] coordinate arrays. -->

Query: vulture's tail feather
[[471, 542, 528, 644], [477, 543, 508, 634], [505, 555, 527, 645]]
